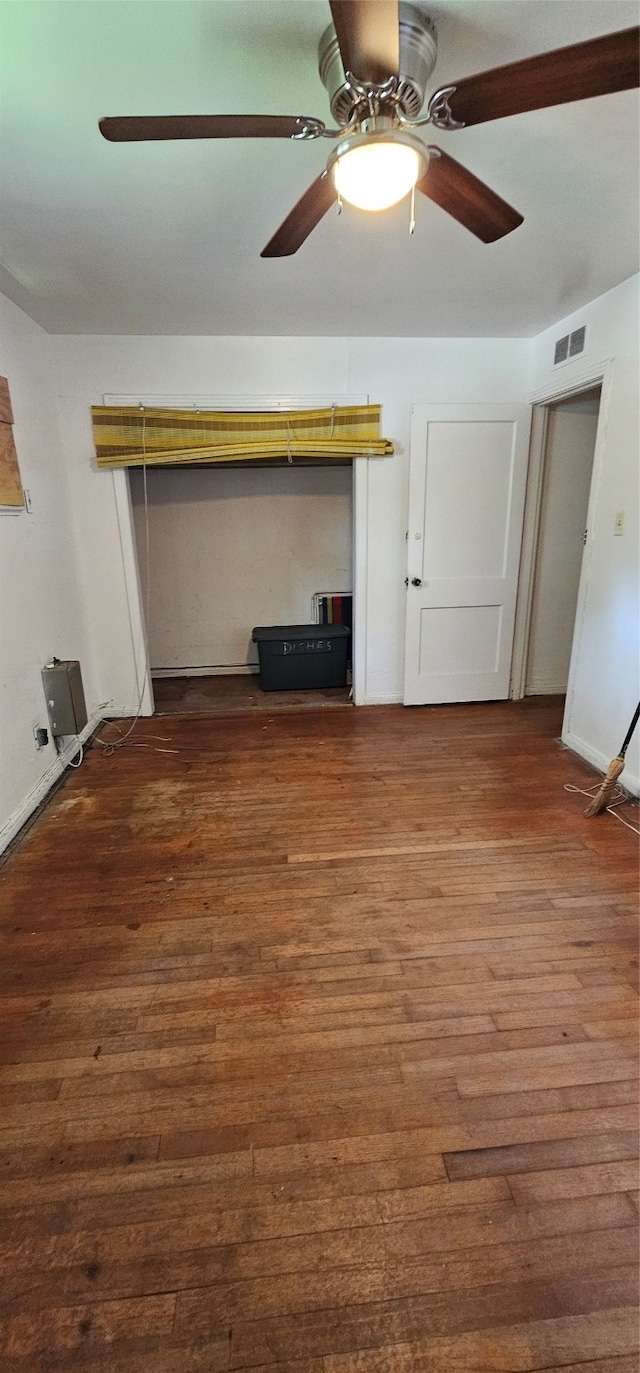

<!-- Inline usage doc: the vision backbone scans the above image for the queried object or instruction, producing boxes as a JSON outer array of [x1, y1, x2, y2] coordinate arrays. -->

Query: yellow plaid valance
[[91, 404, 393, 469]]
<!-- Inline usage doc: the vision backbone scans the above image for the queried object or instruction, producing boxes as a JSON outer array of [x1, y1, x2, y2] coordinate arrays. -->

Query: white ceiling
[[0, 0, 638, 336]]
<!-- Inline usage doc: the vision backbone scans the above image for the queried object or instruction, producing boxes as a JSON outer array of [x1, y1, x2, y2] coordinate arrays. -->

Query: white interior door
[[404, 404, 532, 705]]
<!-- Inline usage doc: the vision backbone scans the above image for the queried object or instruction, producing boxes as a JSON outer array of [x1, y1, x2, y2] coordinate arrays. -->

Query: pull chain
[[409, 185, 416, 235]]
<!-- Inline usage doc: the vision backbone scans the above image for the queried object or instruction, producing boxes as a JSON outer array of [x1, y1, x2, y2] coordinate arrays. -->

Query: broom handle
[[619, 702, 640, 759]]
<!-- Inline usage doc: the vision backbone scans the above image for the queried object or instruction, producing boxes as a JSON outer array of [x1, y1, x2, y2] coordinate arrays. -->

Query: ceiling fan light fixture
[[329, 128, 427, 212]]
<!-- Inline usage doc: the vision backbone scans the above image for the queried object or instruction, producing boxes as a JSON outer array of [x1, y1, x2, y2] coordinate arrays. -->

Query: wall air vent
[[554, 326, 587, 367], [554, 334, 569, 365]]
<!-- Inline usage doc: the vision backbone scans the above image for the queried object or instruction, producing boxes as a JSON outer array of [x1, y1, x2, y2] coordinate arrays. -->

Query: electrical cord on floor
[[95, 727, 179, 755], [564, 782, 640, 835]]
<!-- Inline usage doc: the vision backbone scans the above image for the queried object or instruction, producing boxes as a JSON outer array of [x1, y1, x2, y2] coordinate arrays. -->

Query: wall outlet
[[34, 726, 49, 749], [614, 511, 625, 536]]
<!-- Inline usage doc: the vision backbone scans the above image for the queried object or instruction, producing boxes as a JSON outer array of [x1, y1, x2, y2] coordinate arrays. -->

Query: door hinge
[[582, 528, 588, 546]]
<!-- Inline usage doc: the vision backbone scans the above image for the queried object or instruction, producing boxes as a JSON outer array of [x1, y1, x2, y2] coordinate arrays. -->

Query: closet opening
[[129, 459, 355, 715]]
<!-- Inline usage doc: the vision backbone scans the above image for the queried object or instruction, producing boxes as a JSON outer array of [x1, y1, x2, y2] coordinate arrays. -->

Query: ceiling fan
[[99, 1, 639, 258]]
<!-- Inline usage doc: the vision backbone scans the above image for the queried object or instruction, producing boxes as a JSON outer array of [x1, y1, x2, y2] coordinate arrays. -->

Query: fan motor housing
[[318, 4, 437, 125]]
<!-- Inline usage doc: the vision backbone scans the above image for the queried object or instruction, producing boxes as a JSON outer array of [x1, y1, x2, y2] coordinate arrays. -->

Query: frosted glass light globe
[[333, 140, 424, 212]]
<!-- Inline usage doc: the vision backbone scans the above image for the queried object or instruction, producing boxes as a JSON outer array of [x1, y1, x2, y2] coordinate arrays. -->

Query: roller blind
[[91, 404, 393, 468]]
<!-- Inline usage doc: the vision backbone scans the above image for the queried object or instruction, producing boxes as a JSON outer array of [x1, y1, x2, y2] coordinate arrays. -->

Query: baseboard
[[562, 729, 639, 798], [0, 707, 105, 857], [525, 682, 567, 696], [101, 704, 155, 719], [362, 693, 402, 706], [151, 666, 258, 679]]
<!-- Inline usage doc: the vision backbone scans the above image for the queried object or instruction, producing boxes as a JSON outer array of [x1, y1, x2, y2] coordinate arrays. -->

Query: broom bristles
[[584, 754, 626, 816]]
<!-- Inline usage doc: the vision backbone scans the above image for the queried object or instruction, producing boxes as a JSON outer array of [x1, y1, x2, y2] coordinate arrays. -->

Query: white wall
[[528, 274, 639, 793], [129, 464, 352, 672], [51, 335, 530, 706], [0, 294, 98, 852], [526, 393, 600, 695]]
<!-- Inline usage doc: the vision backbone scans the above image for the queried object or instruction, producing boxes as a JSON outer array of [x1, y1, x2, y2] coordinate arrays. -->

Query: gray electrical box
[[42, 660, 87, 736]]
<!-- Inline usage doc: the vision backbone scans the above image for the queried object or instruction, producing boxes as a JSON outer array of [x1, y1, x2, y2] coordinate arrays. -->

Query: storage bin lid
[[252, 623, 350, 642]]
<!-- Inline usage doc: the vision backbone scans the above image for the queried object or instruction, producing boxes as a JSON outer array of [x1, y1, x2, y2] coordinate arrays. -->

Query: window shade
[[91, 404, 393, 468]]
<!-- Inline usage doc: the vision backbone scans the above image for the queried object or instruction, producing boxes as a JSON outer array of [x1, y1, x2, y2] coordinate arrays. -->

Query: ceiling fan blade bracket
[[292, 116, 328, 141], [426, 86, 465, 131], [344, 71, 399, 112]]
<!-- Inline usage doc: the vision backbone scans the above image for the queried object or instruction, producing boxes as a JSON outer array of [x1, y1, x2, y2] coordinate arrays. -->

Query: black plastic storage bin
[[252, 623, 350, 691]]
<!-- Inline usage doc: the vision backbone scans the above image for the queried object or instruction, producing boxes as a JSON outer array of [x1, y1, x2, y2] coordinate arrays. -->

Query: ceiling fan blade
[[438, 26, 640, 127], [99, 114, 313, 142], [329, 1, 399, 84], [419, 149, 523, 243], [261, 173, 337, 257]]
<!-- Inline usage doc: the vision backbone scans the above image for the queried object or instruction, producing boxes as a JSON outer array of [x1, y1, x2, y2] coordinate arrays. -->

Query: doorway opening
[[512, 382, 602, 718], [129, 460, 355, 716]]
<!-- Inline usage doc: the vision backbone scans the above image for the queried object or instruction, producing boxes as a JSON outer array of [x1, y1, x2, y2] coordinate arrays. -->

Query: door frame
[[106, 392, 370, 712], [510, 361, 613, 736]]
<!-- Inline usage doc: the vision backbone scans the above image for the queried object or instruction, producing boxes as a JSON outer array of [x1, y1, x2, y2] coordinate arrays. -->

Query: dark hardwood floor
[[152, 673, 352, 715], [0, 699, 638, 1371]]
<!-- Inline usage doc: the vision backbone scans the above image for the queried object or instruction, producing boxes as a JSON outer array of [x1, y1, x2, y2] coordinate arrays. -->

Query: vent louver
[[554, 335, 569, 364], [569, 326, 586, 356]]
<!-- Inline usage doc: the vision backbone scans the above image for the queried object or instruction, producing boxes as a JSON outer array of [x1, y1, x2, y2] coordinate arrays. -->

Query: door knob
[[411, 577, 422, 587]]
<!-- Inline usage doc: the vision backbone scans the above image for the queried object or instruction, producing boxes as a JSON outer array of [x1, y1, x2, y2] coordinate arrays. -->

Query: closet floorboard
[[152, 672, 352, 715]]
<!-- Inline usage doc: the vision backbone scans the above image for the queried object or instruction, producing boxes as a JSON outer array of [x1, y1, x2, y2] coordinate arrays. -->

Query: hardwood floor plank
[[0, 1292, 176, 1361], [403, 1038, 633, 1078], [457, 1078, 636, 1123], [3, 1223, 636, 1324], [380, 1194, 637, 1253], [376, 1175, 511, 1221], [493, 1000, 638, 1030], [227, 1271, 638, 1367], [455, 1058, 637, 1097], [252, 1105, 637, 1178], [5, 1194, 631, 1292], [322, 1308, 639, 1371], [176, 1258, 639, 1339], [444, 1131, 639, 1180], [508, 1160, 640, 1204]]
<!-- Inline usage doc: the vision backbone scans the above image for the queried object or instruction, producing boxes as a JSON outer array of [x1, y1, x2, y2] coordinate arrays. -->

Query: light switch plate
[[614, 512, 624, 536]]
